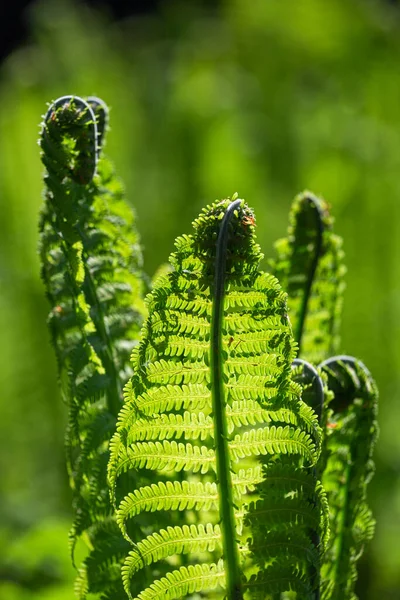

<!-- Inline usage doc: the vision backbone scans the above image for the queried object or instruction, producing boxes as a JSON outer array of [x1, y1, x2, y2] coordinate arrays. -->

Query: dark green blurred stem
[[295, 196, 324, 356], [211, 199, 243, 600]]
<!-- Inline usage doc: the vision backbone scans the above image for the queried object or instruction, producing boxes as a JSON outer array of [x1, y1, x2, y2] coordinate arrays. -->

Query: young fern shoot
[[271, 192, 346, 364], [108, 197, 327, 600], [39, 95, 146, 599]]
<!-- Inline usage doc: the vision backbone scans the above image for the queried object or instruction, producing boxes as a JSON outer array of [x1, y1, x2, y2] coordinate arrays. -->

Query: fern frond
[[318, 356, 378, 600], [123, 523, 222, 583], [109, 197, 325, 599], [39, 95, 146, 596], [229, 425, 318, 463], [134, 561, 226, 600], [117, 481, 219, 541], [271, 191, 346, 363]]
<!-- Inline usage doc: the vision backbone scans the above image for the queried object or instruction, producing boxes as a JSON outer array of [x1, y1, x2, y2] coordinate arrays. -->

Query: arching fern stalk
[[39, 95, 147, 599], [271, 192, 346, 364], [108, 197, 328, 600]]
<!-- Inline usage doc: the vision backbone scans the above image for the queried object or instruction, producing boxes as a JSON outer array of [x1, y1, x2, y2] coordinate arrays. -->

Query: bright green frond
[[122, 523, 222, 591], [109, 197, 324, 599], [134, 561, 226, 600], [117, 480, 219, 541]]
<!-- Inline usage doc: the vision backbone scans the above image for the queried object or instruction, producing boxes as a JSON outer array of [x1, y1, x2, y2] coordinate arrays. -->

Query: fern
[[273, 193, 378, 599], [108, 197, 327, 600], [318, 356, 378, 600], [38, 96, 379, 600], [39, 95, 146, 598], [271, 191, 346, 364]]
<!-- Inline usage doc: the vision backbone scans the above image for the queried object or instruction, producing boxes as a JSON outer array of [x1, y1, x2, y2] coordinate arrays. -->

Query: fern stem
[[292, 358, 324, 422], [79, 239, 123, 417], [292, 358, 323, 600], [211, 198, 243, 600], [295, 195, 324, 355]]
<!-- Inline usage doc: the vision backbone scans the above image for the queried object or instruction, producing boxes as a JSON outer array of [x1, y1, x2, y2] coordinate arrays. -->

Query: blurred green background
[[1, 0, 400, 598]]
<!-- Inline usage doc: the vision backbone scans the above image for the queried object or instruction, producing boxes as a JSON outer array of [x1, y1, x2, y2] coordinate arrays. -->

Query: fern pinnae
[[123, 523, 222, 588], [117, 480, 219, 542], [211, 198, 244, 599], [135, 561, 226, 600]]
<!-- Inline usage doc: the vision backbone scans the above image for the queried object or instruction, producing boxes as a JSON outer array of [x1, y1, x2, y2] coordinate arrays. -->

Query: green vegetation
[[0, 1, 399, 599], [37, 95, 376, 599]]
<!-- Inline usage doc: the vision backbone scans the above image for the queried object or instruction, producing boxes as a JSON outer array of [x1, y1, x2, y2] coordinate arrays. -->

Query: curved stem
[[319, 355, 371, 381], [292, 358, 324, 422], [211, 199, 243, 600], [87, 96, 109, 156], [295, 195, 324, 355]]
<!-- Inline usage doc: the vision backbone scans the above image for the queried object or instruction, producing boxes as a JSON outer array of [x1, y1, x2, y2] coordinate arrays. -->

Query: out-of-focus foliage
[[0, 0, 399, 598]]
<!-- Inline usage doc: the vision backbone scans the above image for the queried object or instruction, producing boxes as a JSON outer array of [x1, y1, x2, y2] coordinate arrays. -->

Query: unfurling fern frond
[[271, 192, 346, 364], [109, 197, 328, 599], [39, 95, 146, 598], [318, 356, 378, 600]]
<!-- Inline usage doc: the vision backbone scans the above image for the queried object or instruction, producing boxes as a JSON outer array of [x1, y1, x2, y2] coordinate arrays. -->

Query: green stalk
[[295, 196, 324, 355], [210, 199, 243, 600], [80, 246, 122, 417]]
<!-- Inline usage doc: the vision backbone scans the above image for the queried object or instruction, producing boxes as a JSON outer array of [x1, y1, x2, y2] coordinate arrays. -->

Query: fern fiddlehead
[[272, 192, 346, 363], [108, 196, 327, 599], [39, 95, 146, 598], [318, 356, 378, 600]]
